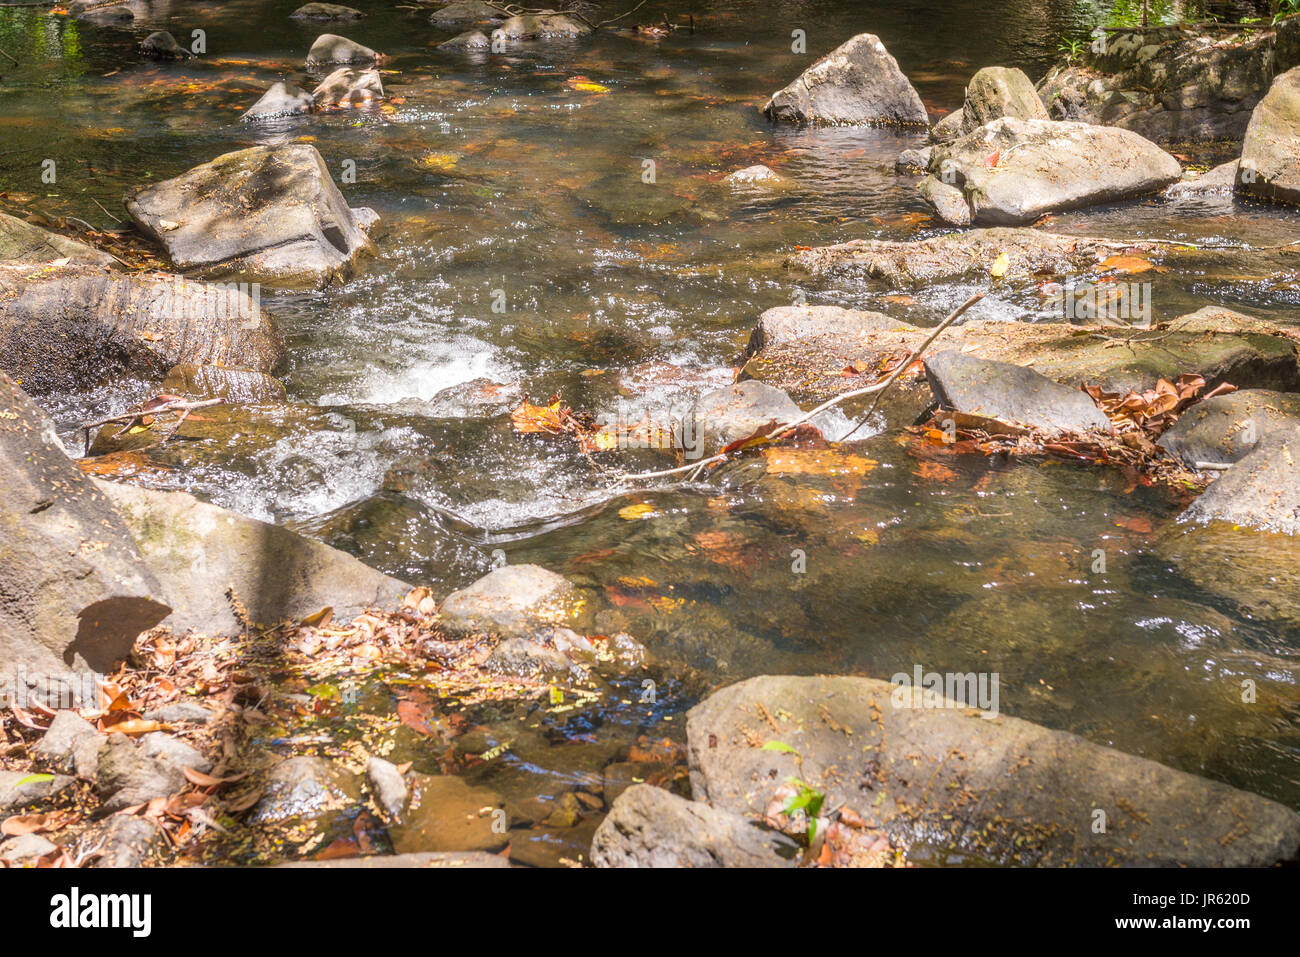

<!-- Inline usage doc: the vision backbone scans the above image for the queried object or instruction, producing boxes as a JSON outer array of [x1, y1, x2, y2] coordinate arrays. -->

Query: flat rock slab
[[439, 564, 590, 639], [1237, 65, 1300, 205], [763, 33, 927, 127], [590, 784, 799, 868], [924, 349, 1112, 434], [125, 145, 376, 288], [95, 479, 410, 635], [1158, 389, 1300, 468], [1179, 427, 1300, 533], [0, 212, 117, 267], [922, 118, 1182, 225], [686, 675, 1300, 866]]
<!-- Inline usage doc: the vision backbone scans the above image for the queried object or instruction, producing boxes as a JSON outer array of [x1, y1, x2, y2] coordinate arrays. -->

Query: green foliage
[[782, 777, 826, 845]]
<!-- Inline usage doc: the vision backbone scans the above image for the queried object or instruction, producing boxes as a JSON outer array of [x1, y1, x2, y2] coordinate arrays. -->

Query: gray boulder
[[240, 82, 315, 122], [0, 375, 169, 705], [1158, 390, 1300, 468], [0, 265, 282, 394], [305, 33, 379, 68], [1237, 66, 1300, 206], [929, 107, 964, 144], [438, 30, 492, 51], [125, 145, 377, 287], [0, 211, 117, 267], [490, 13, 591, 43], [1179, 427, 1300, 534], [438, 564, 590, 639], [83, 815, 165, 867], [140, 31, 189, 60], [685, 380, 801, 458], [95, 479, 410, 635], [0, 833, 58, 864], [924, 350, 1112, 434], [33, 711, 101, 774], [591, 784, 799, 868], [0, 769, 74, 811], [894, 146, 932, 173], [688, 675, 1300, 866], [96, 734, 187, 812], [1164, 160, 1239, 199], [923, 118, 1182, 225], [140, 732, 211, 773], [763, 33, 927, 127], [960, 66, 1049, 132]]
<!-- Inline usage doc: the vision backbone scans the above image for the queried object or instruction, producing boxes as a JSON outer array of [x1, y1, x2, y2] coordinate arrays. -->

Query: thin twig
[[0, 47, 18, 66], [90, 196, 122, 224], [81, 398, 222, 454]]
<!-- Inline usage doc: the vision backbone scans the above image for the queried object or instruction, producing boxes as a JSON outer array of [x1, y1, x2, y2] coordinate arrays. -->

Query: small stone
[[33, 711, 99, 774], [96, 735, 187, 812], [139, 732, 212, 774], [0, 833, 57, 864], [143, 701, 214, 725], [0, 769, 74, 811], [366, 756, 409, 821]]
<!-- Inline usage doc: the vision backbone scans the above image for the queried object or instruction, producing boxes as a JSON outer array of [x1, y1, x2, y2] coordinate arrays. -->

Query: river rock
[[1165, 159, 1239, 199], [140, 31, 189, 59], [94, 479, 410, 635], [1157, 390, 1300, 468], [961, 66, 1049, 131], [929, 107, 964, 144], [0, 833, 58, 864], [83, 814, 165, 868], [491, 13, 591, 43], [0, 266, 282, 394], [139, 731, 211, 774], [591, 784, 799, 868], [0, 770, 74, 811], [305, 33, 379, 68], [251, 757, 361, 823], [439, 564, 590, 639], [387, 774, 507, 854], [685, 381, 801, 458], [366, 756, 408, 821], [68, 0, 132, 22], [96, 734, 187, 812], [894, 146, 931, 173], [33, 711, 100, 774], [312, 67, 384, 109], [0, 375, 169, 706], [125, 145, 377, 287], [724, 164, 786, 186], [438, 30, 492, 51], [1237, 66, 1300, 206], [922, 118, 1182, 226], [762, 33, 927, 127], [161, 363, 288, 403], [291, 3, 363, 20], [240, 82, 315, 122], [143, 701, 214, 725], [687, 675, 1300, 866], [484, 636, 578, 680], [925, 350, 1111, 434], [1179, 427, 1300, 533], [430, 1, 507, 26], [0, 211, 117, 267]]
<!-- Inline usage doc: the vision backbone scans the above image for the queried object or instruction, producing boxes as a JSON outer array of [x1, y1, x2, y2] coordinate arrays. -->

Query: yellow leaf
[[618, 503, 657, 521], [990, 252, 1010, 279], [1097, 254, 1155, 275]]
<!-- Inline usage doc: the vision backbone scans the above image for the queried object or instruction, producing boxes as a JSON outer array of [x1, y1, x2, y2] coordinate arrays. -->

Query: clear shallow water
[[3, 0, 1298, 828]]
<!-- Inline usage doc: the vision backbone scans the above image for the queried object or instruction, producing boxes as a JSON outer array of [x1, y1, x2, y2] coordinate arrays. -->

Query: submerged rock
[[387, 774, 507, 854], [1179, 428, 1300, 534], [0, 211, 117, 267], [0, 375, 169, 706], [924, 350, 1112, 434], [591, 784, 799, 868], [685, 381, 802, 458], [1164, 159, 1239, 199], [305, 33, 379, 68], [251, 757, 361, 823], [429, 1, 507, 26], [437, 30, 492, 51], [240, 81, 315, 122], [312, 67, 384, 109], [762, 33, 927, 127], [491, 13, 591, 43], [95, 479, 410, 635], [687, 675, 1300, 866], [161, 363, 288, 403], [1237, 66, 1300, 206], [921, 118, 1182, 226], [439, 564, 591, 639], [140, 31, 189, 60], [125, 145, 377, 287], [1157, 390, 1300, 469], [960, 65, 1049, 131], [290, 3, 364, 20]]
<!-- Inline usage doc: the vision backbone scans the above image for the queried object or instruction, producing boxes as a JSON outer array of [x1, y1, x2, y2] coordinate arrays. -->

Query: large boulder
[[312, 68, 384, 109], [960, 66, 1049, 131], [687, 675, 1300, 866], [1178, 427, 1300, 534], [0, 212, 117, 267], [1237, 66, 1300, 206], [591, 784, 799, 868], [762, 33, 927, 127], [124, 145, 377, 287], [922, 118, 1182, 226], [429, 1, 507, 26], [1157, 389, 1300, 469], [94, 479, 410, 635], [0, 266, 283, 394], [438, 564, 590, 640], [0, 375, 169, 706]]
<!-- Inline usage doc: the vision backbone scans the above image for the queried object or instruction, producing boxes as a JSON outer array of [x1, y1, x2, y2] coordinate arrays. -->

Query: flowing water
[[3, 0, 1299, 864]]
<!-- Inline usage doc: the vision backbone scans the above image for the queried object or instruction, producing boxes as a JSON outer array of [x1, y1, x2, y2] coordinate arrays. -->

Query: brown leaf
[[182, 767, 248, 788]]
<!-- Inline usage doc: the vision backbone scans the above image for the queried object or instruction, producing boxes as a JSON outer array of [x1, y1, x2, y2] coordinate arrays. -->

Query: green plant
[[783, 777, 826, 845]]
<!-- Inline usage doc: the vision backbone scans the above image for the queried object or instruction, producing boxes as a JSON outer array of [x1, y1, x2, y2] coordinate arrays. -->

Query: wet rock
[[1157, 390, 1300, 469], [366, 756, 408, 821], [140, 732, 211, 774], [423, 377, 522, 417], [83, 813, 166, 867], [544, 790, 584, 828], [599, 632, 648, 673], [143, 701, 214, 725], [0, 375, 169, 703], [162, 363, 288, 403], [387, 774, 507, 854], [916, 175, 970, 225], [429, 1, 507, 26], [0, 266, 283, 394], [491, 13, 591, 43], [929, 108, 963, 144], [240, 81, 315, 122], [437, 30, 492, 51], [762, 33, 927, 127], [924, 350, 1112, 434], [439, 564, 590, 639], [591, 784, 799, 868], [685, 381, 801, 458], [1237, 66, 1300, 206], [251, 757, 361, 823], [125, 145, 377, 288], [95, 479, 410, 635], [687, 675, 1300, 866], [0, 211, 117, 267], [1164, 160, 1239, 199], [291, 3, 363, 20], [305, 33, 379, 68], [33, 711, 100, 775], [96, 734, 187, 812], [893, 146, 931, 173], [724, 164, 786, 186], [0, 833, 58, 864], [960, 66, 1049, 131], [485, 636, 577, 680], [312, 67, 384, 109], [922, 118, 1182, 226], [278, 851, 508, 867], [68, 0, 132, 22], [0, 769, 74, 811], [1179, 428, 1300, 534], [140, 31, 190, 60]]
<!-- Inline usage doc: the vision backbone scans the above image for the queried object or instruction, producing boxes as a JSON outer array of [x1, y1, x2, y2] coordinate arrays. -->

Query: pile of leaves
[[763, 779, 905, 868]]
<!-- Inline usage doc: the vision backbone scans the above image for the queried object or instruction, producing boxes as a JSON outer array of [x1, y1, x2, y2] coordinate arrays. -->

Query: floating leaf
[[618, 503, 657, 521], [990, 251, 1010, 279]]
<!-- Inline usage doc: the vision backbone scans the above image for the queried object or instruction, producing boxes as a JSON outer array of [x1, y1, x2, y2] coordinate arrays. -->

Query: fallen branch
[[81, 397, 222, 455]]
